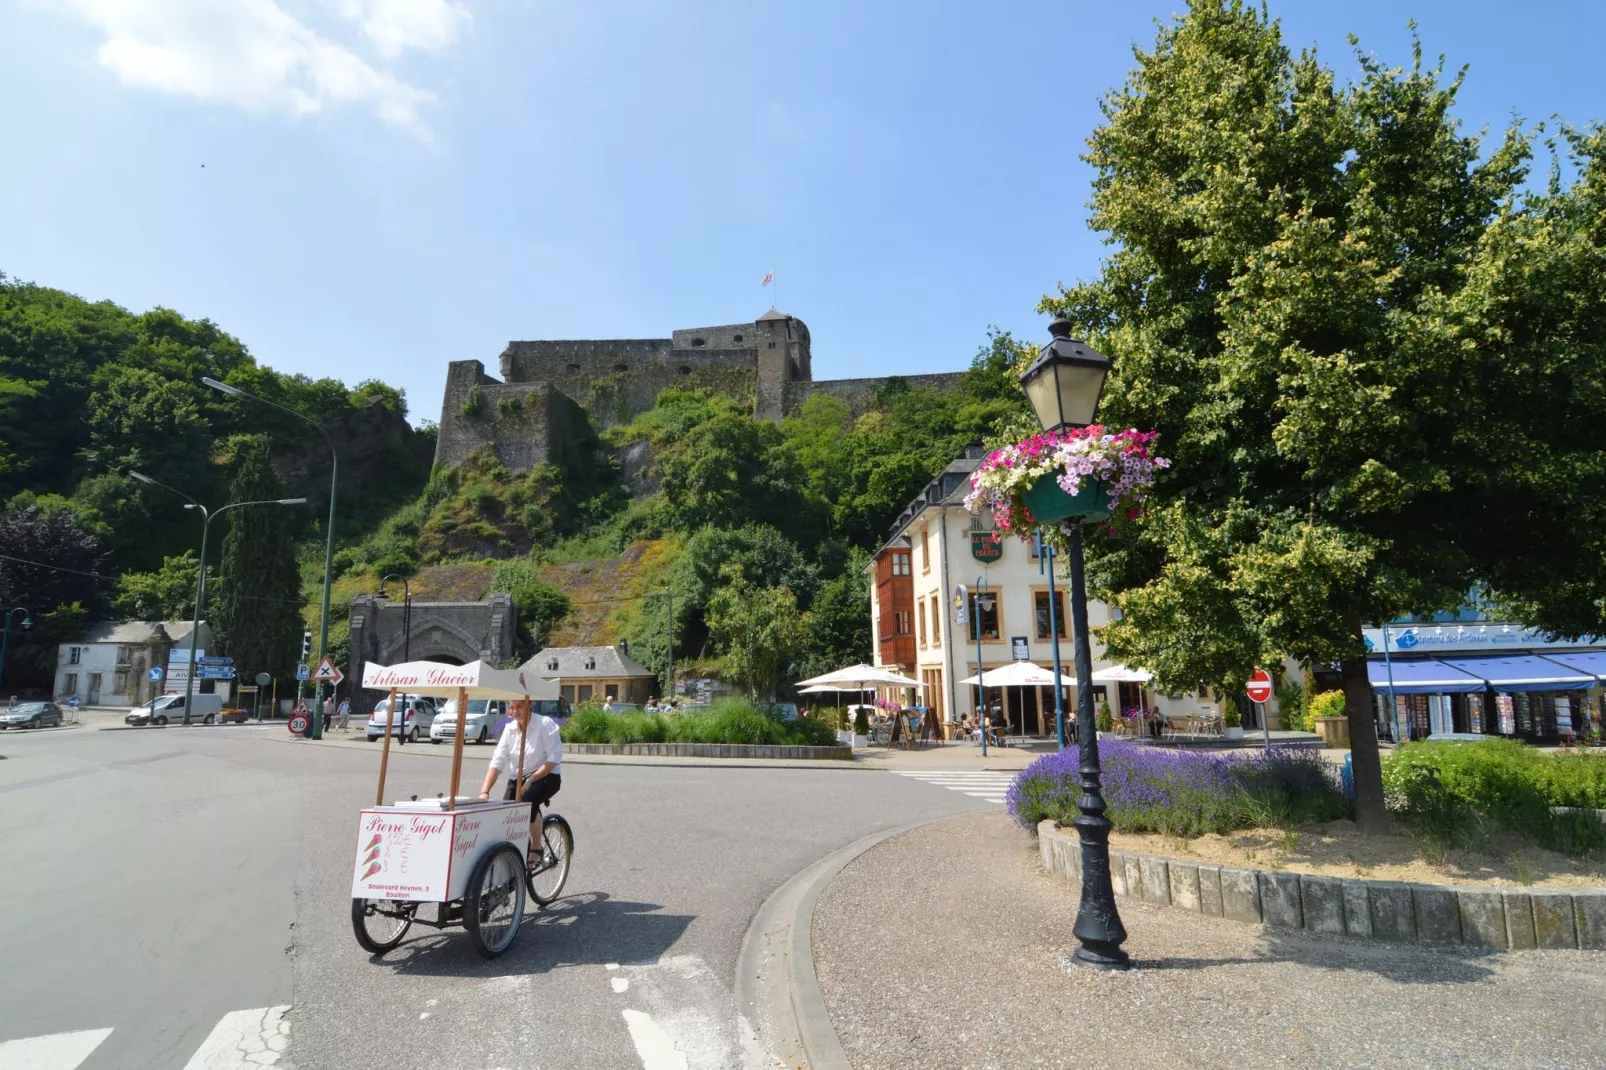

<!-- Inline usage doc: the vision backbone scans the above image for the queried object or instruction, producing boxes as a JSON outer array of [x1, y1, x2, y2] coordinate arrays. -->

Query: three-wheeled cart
[[348, 660, 569, 958]]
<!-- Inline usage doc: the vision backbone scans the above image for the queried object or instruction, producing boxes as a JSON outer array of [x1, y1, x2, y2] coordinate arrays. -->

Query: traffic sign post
[[310, 655, 343, 686], [1246, 668, 1274, 750], [296, 664, 311, 682], [147, 666, 164, 683]]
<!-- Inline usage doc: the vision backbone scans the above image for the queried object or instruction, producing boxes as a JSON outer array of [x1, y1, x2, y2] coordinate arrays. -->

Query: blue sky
[[4, 0, 1604, 426]]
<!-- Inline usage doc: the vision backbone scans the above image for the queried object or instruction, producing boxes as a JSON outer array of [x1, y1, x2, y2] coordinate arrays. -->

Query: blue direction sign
[[198, 656, 234, 667], [195, 666, 236, 680], [147, 666, 164, 682], [296, 663, 311, 682], [67, 696, 82, 709]]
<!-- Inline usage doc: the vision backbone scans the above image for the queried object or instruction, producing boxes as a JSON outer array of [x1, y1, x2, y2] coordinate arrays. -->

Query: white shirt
[[489, 714, 563, 780]]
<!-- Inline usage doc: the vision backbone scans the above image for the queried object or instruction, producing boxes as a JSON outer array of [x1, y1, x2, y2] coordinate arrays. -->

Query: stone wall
[[791, 372, 968, 416]]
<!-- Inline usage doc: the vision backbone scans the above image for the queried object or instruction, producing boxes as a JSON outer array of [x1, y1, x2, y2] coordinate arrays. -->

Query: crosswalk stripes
[[893, 770, 1018, 806], [0, 1007, 288, 1070]]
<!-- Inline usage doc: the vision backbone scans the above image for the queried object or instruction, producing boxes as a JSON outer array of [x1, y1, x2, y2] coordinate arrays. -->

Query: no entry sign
[[1245, 669, 1274, 704]]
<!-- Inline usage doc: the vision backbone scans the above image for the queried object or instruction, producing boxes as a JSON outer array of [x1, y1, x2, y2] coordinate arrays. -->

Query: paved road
[[0, 724, 999, 1069]]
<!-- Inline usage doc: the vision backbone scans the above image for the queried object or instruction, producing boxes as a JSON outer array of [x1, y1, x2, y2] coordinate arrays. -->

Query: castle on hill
[[433, 308, 964, 472]]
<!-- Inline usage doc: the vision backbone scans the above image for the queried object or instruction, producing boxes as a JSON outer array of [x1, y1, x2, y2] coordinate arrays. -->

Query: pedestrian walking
[[320, 696, 331, 733], [337, 696, 351, 731]]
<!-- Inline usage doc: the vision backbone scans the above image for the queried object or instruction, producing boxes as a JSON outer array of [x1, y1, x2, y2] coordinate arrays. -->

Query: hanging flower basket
[[964, 425, 1169, 545], [1021, 473, 1114, 523]]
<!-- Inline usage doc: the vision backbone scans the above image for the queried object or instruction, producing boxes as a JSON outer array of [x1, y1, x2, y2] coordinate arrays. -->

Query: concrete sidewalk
[[812, 812, 1606, 1069]]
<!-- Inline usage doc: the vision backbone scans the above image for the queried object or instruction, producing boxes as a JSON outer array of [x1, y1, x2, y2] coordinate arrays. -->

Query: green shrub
[[561, 697, 836, 747], [853, 707, 870, 735], [1307, 690, 1346, 725], [562, 707, 613, 744], [1276, 678, 1309, 732], [1097, 699, 1114, 732]]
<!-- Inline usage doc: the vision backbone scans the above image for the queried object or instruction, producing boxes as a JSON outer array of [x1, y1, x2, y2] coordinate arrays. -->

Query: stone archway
[[347, 593, 516, 717]]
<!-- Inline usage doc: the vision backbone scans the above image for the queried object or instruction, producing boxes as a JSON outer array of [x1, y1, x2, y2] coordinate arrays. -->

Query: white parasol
[[796, 663, 924, 689], [959, 661, 1078, 688], [1090, 664, 1155, 684]]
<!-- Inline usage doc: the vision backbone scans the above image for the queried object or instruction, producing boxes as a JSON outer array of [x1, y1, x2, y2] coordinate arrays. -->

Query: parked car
[[429, 699, 507, 745], [367, 694, 437, 742], [490, 696, 574, 738], [2, 701, 64, 729], [125, 693, 223, 726]]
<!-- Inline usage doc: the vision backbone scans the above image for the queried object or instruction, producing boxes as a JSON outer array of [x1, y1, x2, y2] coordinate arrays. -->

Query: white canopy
[[796, 663, 924, 689], [1090, 664, 1155, 684], [960, 661, 1078, 688], [361, 659, 559, 701], [798, 683, 849, 694]]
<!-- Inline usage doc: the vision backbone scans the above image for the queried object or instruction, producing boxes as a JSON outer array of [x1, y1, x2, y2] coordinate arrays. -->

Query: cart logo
[[971, 530, 1003, 563]]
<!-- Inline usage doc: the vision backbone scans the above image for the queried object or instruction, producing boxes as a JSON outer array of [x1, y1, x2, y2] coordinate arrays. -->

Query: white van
[[125, 692, 224, 726]]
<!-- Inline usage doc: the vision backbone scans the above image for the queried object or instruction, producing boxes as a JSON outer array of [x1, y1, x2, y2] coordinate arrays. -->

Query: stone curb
[[564, 742, 852, 760], [736, 818, 942, 1070], [1037, 821, 1606, 951]]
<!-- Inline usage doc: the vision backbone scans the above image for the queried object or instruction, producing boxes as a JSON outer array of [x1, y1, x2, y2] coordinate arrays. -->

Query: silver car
[[429, 699, 507, 745], [366, 694, 437, 742]]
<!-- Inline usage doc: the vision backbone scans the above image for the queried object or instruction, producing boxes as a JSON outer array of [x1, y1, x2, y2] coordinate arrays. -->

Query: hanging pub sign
[[971, 530, 1003, 563]]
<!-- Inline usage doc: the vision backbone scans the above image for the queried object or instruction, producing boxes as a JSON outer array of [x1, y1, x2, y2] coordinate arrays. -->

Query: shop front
[[1369, 653, 1603, 744]]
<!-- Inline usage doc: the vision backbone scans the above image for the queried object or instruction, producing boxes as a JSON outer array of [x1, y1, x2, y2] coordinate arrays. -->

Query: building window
[[968, 594, 1001, 642], [691, 338, 706, 347], [733, 334, 743, 343], [891, 553, 910, 577], [894, 611, 911, 636], [547, 659, 558, 671], [1034, 591, 1067, 640], [921, 527, 930, 572], [584, 657, 596, 671], [917, 602, 927, 647], [69, 646, 82, 665], [114, 670, 129, 694], [578, 684, 593, 701], [929, 596, 941, 646], [565, 363, 582, 373], [63, 673, 78, 696]]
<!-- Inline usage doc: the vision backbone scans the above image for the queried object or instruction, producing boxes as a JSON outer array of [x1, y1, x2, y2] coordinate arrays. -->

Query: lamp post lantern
[[377, 574, 412, 744], [131, 470, 305, 724], [0, 607, 33, 696], [203, 377, 338, 739], [1019, 321, 1129, 970], [972, 579, 994, 757]]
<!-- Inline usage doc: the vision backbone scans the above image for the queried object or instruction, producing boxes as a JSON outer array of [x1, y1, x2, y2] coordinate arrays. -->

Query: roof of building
[[878, 446, 986, 552], [75, 620, 208, 645], [521, 645, 656, 679], [756, 306, 792, 323]]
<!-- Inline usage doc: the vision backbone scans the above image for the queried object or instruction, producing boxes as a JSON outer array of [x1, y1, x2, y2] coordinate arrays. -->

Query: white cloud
[[58, 0, 437, 130], [337, 0, 469, 58]]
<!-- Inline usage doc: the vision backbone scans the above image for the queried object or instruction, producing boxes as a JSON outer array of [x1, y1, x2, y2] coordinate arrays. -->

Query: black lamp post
[[1019, 317, 1130, 970], [0, 607, 33, 696], [377, 574, 412, 744], [972, 579, 995, 757]]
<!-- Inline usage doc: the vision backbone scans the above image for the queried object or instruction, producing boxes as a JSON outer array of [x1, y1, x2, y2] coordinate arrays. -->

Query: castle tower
[[753, 307, 811, 421]]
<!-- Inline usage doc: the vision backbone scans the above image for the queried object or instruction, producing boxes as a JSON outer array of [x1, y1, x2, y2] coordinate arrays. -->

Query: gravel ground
[[813, 811, 1606, 1070]]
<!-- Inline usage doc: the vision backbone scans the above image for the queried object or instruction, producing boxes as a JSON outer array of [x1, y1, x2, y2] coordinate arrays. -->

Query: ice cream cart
[[349, 659, 566, 959]]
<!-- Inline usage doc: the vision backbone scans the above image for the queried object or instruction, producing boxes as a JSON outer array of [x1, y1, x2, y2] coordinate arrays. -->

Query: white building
[[55, 621, 217, 707], [868, 449, 1235, 737]]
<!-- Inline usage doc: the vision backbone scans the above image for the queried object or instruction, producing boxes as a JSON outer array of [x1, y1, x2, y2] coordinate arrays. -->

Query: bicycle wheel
[[351, 897, 413, 953], [526, 815, 573, 906], [464, 843, 525, 959]]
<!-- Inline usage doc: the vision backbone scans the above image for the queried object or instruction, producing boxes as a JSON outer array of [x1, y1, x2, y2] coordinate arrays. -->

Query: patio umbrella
[[959, 661, 1078, 688], [1090, 664, 1154, 683], [796, 663, 924, 689]]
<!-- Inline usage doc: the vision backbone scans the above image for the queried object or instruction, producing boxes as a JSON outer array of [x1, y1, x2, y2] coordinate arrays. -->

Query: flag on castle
[[761, 271, 774, 286]]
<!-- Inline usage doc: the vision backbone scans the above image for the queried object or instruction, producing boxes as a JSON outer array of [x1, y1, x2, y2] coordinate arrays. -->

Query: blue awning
[[1541, 651, 1606, 681], [1366, 658, 1485, 694], [1438, 655, 1597, 693]]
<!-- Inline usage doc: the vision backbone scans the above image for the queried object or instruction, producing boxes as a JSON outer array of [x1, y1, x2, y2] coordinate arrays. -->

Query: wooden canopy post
[[375, 688, 397, 806], [514, 699, 529, 803], [447, 685, 468, 810]]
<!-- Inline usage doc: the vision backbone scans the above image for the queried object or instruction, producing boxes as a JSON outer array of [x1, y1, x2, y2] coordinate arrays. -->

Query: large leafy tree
[[1045, 1, 1606, 832], [210, 437, 304, 679], [114, 551, 205, 621], [706, 566, 808, 701]]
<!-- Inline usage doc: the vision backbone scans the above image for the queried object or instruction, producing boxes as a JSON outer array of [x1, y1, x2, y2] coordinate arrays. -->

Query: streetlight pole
[[378, 574, 411, 745], [1018, 318, 1129, 970], [1038, 531, 1068, 749], [0, 607, 33, 697], [973, 577, 991, 758], [131, 471, 305, 724], [203, 377, 338, 739]]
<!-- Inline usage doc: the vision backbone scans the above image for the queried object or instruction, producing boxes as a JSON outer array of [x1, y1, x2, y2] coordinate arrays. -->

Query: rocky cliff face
[[271, 399, 435, 531]]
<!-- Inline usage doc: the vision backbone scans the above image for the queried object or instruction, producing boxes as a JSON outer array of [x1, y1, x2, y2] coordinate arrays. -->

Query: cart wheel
[[526, 815, 573, 907], [464, 844, 525, 959], [351, 897, 413, 953]]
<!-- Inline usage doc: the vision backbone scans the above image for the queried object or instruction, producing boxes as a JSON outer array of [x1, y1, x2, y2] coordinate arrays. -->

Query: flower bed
[[1007, 741, 1350, 836]]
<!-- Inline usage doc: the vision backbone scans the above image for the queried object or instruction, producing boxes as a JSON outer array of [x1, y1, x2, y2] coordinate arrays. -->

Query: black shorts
[[504, 772, 561, 814]]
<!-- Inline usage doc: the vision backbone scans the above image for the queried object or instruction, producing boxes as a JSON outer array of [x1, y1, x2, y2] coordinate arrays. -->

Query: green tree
[[800, 552, 872, 677], [210, 437, 304, 679], [706, 566, 808, 701], [1043, 1, 1575, 831], [114, 551, 205, 621], [490, 557, 574, 661]]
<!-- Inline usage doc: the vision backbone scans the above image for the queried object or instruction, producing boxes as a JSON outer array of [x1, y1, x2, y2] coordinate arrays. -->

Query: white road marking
[[612, 977, 630, 993], [0, 1028, 112, 1070], [621, 1010, 687, 1070], [893, 771, 1016, 806], [180, 1006, 290, 1069]]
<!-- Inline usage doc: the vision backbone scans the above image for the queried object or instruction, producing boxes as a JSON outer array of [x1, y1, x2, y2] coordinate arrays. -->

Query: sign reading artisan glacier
[[1363, 623, 1605, 655]]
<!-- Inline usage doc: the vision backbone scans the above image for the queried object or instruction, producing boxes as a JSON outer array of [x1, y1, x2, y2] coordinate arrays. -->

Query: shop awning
[[1437, 655, 1597, 693], [1541, 651, 1606, 681], [1366, 658, 1485, 694]]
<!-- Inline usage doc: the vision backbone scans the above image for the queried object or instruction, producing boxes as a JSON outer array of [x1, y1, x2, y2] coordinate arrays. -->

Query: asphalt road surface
[[0, 723, 998, 1069]]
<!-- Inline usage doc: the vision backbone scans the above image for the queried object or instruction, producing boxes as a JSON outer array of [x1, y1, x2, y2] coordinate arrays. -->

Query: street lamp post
[[131, 471, 305, 724], [1018, 317, 1129, 970], [203, 377, 338, 739], [972, 578, 993, 758], [0, 607, 33, 697], [377, 574, 412, 745]]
